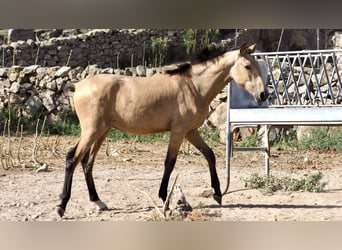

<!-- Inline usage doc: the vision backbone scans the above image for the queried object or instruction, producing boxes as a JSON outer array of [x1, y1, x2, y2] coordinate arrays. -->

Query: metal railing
[[253, 49, 342, 106]]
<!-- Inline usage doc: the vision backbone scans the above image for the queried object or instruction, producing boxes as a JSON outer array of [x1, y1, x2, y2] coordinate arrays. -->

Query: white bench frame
[[223, 49, 342, 194]]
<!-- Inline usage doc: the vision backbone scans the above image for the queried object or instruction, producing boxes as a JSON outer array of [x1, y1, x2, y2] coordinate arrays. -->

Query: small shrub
[[182, 29, 197, 55], [150, 36, 169, 67], [242, 172, 327, 194], [234, 134, 259, 147], [300, 127, 342, 151], [198, 126, 220, 147], [273, 128, 298, 150]]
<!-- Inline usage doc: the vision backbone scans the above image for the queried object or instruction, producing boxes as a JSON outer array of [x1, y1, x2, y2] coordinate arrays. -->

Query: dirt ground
[[1, 135, 342, 221]]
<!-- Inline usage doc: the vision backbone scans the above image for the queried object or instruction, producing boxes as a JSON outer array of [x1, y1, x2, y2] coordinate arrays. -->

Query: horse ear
[[240, 43, 257, 55], [247, 43, 257, 54], [239, 43, 248, 55]]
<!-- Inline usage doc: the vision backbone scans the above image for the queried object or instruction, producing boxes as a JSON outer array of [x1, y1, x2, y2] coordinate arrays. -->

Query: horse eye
[[245, 65, 251, 70]]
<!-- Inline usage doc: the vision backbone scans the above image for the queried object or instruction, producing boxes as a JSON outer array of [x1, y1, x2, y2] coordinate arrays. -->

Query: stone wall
[[0, 29, 190, 69], [0, 64, 165, 119], [2, 29, 342, 142]]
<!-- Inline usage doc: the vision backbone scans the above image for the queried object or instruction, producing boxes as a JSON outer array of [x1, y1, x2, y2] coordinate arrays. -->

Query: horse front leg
[[158, 132, 184, 202], [186, 130, 222, 205]]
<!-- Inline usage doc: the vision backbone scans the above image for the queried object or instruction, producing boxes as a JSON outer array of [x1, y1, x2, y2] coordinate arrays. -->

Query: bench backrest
[[253, 49, 342, 107], [229, 49, 342, 109]]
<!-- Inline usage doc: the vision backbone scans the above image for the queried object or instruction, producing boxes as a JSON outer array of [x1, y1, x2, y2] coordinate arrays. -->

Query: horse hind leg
[[56, 129, 108, 218], [56, 144, 79, 217], [81, 130, 110, 211], [186, 130, 222, 205]]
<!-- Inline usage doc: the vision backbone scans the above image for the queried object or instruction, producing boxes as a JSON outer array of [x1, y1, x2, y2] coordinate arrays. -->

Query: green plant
[[200, 29, 219, 50], [107, 129, 170, 143], [300, 127, 342, 151], [273, 128, 298, 150], [182, 29, 219, 56], [45, 109, 80, 135], [182, 29, 197, 55], [150, 36, 169, 67], [242, 172, 327, 194], [234, 134, 259, 147], [198, 126, 220, 147]]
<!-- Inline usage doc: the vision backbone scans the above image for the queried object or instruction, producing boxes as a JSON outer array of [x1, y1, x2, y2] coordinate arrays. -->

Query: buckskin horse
[[56, 43, 268, 217]]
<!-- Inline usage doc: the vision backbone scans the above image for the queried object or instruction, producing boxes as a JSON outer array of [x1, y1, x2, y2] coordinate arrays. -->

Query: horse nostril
[[260, 91, 269, 102]]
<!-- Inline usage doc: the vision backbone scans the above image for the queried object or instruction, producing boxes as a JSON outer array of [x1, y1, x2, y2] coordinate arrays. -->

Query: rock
[[8, 72, 19, 82], [9, 82, 20, 93], [296, 126, 314, 143], [24, 95, 43, 110], [82, 65, 99, 78], [124, 67, 133, 76], [0, 79, 10, 89], [68, 66, 82, 79], [39, 90, 56, 112], [9, 93, 27, 104], [136, 65, 146, 76], [8, 29, 35, 43], [55, 66, 71, 78], [19, 65, 39, 77], [0, 68, 9, 77], [207, 102, 226, 143], [46, 80, 57, 90], [168, 185, 192, 219], [36, 163, 48, 173]]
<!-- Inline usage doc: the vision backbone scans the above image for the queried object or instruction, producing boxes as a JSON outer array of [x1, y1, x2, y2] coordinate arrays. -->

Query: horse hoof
[[94, 200, 108, 211], [56, 206, 65, 218], [213, 194, 222, 206]]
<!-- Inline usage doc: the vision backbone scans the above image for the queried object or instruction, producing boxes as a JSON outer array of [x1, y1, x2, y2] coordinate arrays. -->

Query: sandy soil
[[1, 135, 342, 221]]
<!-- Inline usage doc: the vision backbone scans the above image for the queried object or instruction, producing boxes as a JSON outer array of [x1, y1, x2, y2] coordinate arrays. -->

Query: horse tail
[[63, 80, 78, 93], [66, 143, 78, 164]]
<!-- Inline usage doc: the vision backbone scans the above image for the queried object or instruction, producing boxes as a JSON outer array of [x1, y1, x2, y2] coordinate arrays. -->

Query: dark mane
[[162, 62, 192, 75], [193, 45, 230, 63], [164, 44, 234, 75]]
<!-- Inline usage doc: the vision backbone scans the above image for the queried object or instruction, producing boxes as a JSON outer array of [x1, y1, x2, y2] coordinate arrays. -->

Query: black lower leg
[[205, 149, 222, 204], [158, 155, 176, 202], [56, 146, 77, 217], [187, 131, 222, 205], [81, 150, 100, 202], [83, 165, 100, 202]]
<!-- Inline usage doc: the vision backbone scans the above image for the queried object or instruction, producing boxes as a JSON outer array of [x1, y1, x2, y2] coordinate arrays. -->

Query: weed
[[182, 29, 197, 55], [182, 29, 219, 56], [273, 128, 298, 150], [234, 134, 259, 147], [150, 36, 169, 67], [300, 127, 342, 151], [242, 172, 327, 194], [198, 126, 220, 147]]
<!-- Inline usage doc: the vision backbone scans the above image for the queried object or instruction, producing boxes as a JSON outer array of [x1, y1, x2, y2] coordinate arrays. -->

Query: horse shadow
[[205, 187, 342, 210]]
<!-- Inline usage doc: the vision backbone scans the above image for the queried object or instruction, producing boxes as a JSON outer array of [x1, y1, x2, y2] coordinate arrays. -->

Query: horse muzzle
[[256, 90, 269, 104]]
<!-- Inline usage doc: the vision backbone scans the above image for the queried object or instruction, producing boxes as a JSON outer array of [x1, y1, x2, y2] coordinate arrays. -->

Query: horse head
[[229, 43, 269, 104]]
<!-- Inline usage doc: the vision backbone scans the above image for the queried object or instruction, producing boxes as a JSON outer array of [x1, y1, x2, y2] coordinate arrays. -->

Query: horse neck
[[190, 51, 236, 105]]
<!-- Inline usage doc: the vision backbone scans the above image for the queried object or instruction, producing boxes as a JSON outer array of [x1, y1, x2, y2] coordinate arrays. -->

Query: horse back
[[73, 73, 205, 134]]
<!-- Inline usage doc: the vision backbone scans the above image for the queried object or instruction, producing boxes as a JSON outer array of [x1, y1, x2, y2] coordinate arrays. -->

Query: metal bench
[[223, 49, 342, 194]]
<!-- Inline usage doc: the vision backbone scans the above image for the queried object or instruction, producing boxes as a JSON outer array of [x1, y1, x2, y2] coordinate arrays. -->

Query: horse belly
[[112, 106, 173, 135]]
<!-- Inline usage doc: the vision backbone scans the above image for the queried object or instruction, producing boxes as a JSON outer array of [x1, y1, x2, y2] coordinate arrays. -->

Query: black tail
[[63, 80, 77, 93], [66, 143, 78, 163]]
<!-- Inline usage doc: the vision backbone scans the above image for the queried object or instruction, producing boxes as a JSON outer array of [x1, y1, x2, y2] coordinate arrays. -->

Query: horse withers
[[56, 43, 268, 217]]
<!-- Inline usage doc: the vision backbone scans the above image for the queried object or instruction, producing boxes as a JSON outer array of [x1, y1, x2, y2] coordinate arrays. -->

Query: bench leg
[[264, 125, 271, 176], [223, 127, 235, 195]]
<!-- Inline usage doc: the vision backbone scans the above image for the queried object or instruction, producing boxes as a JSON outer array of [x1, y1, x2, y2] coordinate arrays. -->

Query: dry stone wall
[[2, 29, 342, 142], [0, 64, 163, 119], [0, 29, 188, 69]]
